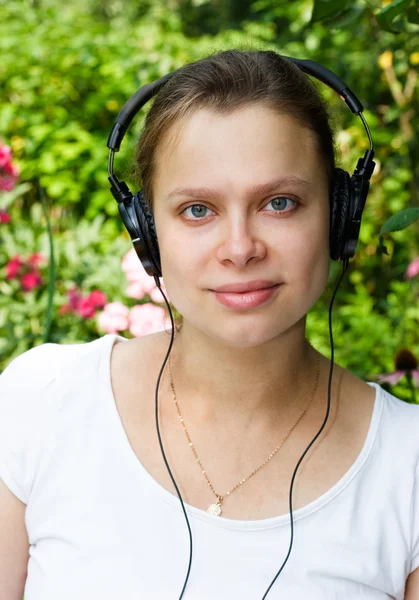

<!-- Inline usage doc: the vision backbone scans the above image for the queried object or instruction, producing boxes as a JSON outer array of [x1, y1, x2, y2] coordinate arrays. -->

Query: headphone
[[106, 53, 376, 598], [107, 54, 375, 278]]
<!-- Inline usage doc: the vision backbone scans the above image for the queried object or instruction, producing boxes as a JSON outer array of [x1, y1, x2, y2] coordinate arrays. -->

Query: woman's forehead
[[154, 105, 321, 183], [162, 104, 317, 148]]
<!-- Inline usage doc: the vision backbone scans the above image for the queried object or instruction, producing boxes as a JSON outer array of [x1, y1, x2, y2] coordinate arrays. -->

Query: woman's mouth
[[210, 283, 281, 309]]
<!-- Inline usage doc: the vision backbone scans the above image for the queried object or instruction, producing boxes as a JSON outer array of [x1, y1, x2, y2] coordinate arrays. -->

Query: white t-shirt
[[0, 333, 418, 599]]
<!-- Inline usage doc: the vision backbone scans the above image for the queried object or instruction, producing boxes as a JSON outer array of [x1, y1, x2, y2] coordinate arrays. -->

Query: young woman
[[1, 49, 418, 600]]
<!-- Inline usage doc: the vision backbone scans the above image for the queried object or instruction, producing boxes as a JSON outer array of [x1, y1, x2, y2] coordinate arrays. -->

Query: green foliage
[[310, 0, 353, 23], [307, 275, 419, 403], [0, 193, 128, 361], [0, 0, 418, 402], [380, 207, 419, 236], [376, 0, 419, 33]]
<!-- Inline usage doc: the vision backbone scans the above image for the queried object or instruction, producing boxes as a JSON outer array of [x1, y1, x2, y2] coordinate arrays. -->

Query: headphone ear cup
[[132, 190, 162, 277], [330, 168, 352, 261]]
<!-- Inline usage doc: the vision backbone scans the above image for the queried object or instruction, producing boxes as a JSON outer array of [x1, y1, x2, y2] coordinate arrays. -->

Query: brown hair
[[133, 49, 336, 209]]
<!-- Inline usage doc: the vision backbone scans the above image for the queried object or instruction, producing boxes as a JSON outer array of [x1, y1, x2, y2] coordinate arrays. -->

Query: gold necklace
[[168, 353, 321, 517]]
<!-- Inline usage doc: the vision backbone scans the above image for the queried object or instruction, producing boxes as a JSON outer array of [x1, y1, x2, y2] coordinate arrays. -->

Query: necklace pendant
[[207, 501, 222, 517]]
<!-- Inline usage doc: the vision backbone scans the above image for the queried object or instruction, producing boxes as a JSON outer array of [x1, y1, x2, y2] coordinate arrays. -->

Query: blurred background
[[0, 0, 418, 402]]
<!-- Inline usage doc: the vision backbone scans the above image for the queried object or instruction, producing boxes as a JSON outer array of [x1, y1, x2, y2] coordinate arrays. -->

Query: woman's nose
[[215, 216, 267, 267]]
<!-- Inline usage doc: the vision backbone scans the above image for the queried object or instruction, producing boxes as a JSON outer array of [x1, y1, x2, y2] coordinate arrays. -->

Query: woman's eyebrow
[[165, 176, 311, 201]]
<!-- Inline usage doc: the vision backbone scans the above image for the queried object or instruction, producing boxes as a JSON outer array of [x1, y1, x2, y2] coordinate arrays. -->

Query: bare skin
[[109, 332, 376, 520], [108, 104, 376, 520]]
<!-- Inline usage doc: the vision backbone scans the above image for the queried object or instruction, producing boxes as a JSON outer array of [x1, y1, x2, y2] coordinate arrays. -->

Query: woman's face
[[152, 104, 331, 348]]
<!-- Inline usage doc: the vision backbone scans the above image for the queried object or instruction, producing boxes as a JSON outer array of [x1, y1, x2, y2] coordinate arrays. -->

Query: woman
[[1, 49, 418, 600]]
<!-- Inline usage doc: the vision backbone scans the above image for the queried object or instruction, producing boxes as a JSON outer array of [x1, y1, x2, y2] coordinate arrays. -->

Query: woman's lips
[[211, 280, 279, 293], [210, 284, 281, 309]]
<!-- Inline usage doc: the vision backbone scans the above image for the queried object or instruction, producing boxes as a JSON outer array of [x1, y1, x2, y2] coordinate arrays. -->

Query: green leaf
[[407, 4, 419, 24], [311, 0, 352, 22], [376, 0, 411, 33], [0, 183, 31, 210], [378, 239, 390, 256], [328, 7, 365, 29], [379, 207, 419, 236]]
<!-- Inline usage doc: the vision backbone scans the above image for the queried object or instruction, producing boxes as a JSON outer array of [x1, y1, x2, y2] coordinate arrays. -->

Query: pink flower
[[67, 287, 83, 310], [376, 371, 411, 385], [122, 248, 170, 302], [0, 177, 17, 192], [375, 348, 419, 387], [149, 281, 170, 303], [2, 161, 19, 177], [58, 288, 82, 315], [78, 297, 97, 318], [122, 248, 156, 286], [0, 140, 19, 192], [58, 287, 107, 319], [21, 271, 42, 292], [406, 257, 419, 280], [0, 209, 10, 223], [97, 302, 130, 334], [5, 253, 47, 292], [128, 303, 171, 337], [5, 255, 24, 279], [0, 143, 12, 169], [76, 290, 107, 318], [125, 281, 148, 300], [122, 248, 159, 299], [87, 289, 107, 308], [27, 252, 47, 268], [4, 253, 45, 293]]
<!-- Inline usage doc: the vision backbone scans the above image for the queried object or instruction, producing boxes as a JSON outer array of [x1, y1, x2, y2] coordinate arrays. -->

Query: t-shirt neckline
[[101, 333, 383, 531]]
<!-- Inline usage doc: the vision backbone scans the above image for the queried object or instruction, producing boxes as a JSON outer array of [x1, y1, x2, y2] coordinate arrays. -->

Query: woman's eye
[[181, 204, 214, 220], [180, 197, 296, 222], [264, 196, 297, 213]]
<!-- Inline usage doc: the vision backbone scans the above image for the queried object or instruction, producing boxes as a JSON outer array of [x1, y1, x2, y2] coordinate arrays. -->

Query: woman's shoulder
[[313, 360, 419, 466], [111, 330, 170, 379], [111, 330, 171, 371], [0, 335, 115, 399], [341, 365, 419, 468], [374, 377, 419, 442], [332, 360, 419, 415]]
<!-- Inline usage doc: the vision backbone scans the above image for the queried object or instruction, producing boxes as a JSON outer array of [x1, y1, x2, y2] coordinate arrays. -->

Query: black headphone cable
[[261, 256, 350, 597], [152, 256, 350, 599], [152, 273, 193, 599]]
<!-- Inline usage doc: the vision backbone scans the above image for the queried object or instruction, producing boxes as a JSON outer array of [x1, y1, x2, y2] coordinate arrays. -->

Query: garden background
[[0, 0, 418, 403]]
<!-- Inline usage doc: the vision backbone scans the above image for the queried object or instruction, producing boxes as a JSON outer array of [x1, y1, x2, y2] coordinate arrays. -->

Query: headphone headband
[[107, 56, 367, 153]]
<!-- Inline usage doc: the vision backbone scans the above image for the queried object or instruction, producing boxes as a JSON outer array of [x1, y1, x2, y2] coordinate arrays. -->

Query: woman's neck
[[165, 321, 323, 429]]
